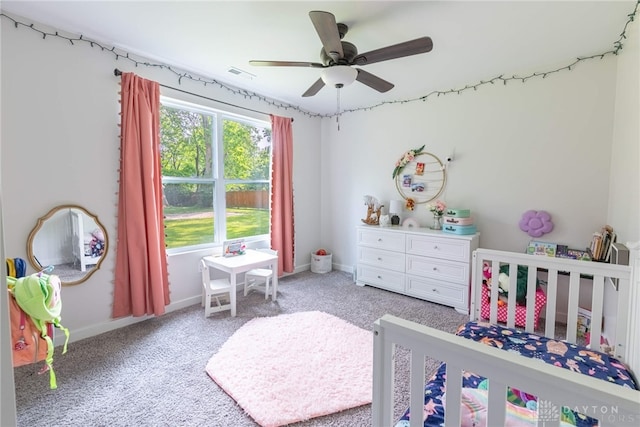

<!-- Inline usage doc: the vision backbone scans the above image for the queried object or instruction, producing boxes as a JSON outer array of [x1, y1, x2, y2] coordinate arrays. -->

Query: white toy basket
[[310, 251, 332, 274]]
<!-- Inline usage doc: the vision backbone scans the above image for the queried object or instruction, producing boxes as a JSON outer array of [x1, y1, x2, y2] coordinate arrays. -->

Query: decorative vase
[[432, 215, 443, 230]]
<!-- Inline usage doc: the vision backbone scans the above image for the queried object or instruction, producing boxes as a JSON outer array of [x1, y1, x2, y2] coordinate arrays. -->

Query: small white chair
[[244, 248, 278, 300], [199, 259, 232, 317]]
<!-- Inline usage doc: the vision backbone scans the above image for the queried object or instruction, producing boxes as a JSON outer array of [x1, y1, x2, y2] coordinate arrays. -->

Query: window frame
[[160, 96, 272, 255]]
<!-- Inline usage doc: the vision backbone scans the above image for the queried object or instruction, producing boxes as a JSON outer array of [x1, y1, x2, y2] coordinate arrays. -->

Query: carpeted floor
[[51, 262, 96, 283], [13, 270, 469, 427]]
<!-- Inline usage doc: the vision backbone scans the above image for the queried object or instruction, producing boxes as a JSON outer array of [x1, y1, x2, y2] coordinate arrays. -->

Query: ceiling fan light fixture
[[321, 65, 357, 88]]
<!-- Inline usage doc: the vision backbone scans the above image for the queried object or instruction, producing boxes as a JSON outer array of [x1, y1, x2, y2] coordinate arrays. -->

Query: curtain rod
[[113, 68, 292, 122]]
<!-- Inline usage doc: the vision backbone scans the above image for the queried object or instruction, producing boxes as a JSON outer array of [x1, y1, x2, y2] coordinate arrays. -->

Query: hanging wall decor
[[393, 146, 446, 209]]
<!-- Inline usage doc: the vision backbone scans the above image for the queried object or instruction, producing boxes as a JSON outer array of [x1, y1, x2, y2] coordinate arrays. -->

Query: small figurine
[[361, 195, 383, 225]]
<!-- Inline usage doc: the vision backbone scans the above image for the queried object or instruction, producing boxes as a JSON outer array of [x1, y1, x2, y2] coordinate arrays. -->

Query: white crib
[[373, 248, 640, 427], [70, 208, 102, 272]]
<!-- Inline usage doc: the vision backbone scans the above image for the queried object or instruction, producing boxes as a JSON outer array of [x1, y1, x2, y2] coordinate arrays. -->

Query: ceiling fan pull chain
[[336, 86, 341, 131]]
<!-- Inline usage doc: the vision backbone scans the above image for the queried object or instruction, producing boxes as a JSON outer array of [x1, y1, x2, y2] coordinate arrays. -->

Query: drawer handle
[[432, 267, 438, 271], [432, 288, 438, 292], [377, 275, 382, 279], [377, 238, 383, 242], [433, 245, 439, 250], [377, 257, 382, 261]]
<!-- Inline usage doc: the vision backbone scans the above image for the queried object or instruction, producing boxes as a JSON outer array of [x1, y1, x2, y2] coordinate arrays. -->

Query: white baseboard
[[332, 263, 353, 274], [294, 262, 352, 275], [53, 295, 201, 347]]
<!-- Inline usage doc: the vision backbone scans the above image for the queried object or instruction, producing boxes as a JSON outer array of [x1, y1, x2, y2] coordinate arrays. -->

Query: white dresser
[[356, 225, 479, 314]]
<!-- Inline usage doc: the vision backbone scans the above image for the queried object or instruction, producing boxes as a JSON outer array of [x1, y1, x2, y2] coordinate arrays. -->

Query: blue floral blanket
[[396, 321, 638, 427]]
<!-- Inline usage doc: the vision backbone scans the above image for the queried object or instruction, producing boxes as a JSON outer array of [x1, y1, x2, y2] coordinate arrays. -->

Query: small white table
[[202, 249, 279, 317]]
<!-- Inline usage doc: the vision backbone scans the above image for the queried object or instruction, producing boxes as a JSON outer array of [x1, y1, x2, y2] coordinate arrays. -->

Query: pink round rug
[[206, 311, 373, 427]]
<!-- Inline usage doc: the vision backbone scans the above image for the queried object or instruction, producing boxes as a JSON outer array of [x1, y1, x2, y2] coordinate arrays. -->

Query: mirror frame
[[26, 204, 109, 286]]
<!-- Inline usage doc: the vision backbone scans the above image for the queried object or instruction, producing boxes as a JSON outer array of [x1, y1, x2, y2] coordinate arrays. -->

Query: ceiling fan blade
[[249, 60, 325, 68], [355, 69, 394, 93], [351, 37, 433, 66], [309, 11, 343, 60], [302, 78, 326, 97]]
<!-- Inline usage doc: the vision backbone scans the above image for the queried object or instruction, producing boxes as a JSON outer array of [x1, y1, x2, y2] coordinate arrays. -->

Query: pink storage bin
[[443, 216, 474, 225]]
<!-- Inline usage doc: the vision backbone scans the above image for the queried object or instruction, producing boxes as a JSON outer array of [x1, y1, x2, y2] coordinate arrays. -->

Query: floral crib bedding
[[396, 321, 638, 427], [83, 228, 105, 258]]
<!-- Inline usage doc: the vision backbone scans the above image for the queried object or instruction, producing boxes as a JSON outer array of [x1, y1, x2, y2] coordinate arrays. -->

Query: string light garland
[[0, 12, 322, 119], [1, 1, 638, 118]]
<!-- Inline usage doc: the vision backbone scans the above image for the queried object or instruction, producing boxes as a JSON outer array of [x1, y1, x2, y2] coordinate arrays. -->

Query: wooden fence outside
[[227, 190, 269, 209]]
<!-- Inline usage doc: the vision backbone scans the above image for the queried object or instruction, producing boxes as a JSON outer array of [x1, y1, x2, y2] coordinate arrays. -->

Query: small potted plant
[[427, 200, 446, 230]]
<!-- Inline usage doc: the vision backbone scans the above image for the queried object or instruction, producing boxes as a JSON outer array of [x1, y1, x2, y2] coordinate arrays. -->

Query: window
[[160, 98, 271, 252]]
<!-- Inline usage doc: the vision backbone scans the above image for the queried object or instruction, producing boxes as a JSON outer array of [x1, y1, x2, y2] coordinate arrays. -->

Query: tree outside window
[[160, 99, 271, 251]]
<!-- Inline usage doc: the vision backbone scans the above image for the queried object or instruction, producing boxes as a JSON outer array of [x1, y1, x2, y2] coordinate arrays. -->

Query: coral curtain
[[270, 115, 295, 276], [112, 72, 169, 318]]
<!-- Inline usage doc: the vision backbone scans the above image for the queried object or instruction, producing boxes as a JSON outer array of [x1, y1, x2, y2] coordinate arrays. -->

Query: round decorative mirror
[[26, 205, 108, 286]]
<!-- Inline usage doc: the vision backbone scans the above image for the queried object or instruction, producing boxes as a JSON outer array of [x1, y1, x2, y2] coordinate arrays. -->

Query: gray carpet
[[51, 262, 96, 283], [14, 270, 469, 427]]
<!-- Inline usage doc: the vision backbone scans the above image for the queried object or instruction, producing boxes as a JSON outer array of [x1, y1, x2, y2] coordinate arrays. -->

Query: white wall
[[0, 18, 321, 343], [321, 57, 632, 271], [608, 15, 640, 375], [609, 3, 640, 246]]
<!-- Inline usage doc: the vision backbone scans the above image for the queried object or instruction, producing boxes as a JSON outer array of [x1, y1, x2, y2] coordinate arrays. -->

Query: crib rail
[[372, 314, 640, 427], [471, 248, 631, 361]]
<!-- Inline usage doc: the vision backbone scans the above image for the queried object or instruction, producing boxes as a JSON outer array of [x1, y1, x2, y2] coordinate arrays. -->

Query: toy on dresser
[[442, 208, 477, 235], [361, 195, 383, 225]]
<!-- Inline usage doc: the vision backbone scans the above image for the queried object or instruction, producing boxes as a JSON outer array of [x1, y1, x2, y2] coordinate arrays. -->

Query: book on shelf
[[566, 249, 591, 261], [556, 244, 569, 257], [600, 225, 615, 262], [605, 233, 617, 263], [527, 240, 557, 257], [555, 244, 591, 261], [589, 225, 616, 262], [577, 307, 592, 338], [590, 232, 602, 260], [598, 225, 613, 261]]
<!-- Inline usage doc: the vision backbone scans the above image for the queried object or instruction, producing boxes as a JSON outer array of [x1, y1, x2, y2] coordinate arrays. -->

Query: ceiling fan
[[249, 11, 433, 97]]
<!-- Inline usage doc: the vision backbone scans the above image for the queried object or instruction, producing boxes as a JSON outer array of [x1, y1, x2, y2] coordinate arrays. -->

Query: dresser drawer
[[357, 247, 405, 272], [357, 228, 405, 252], [356, 225, 477, 314], [406, 276, 467, 310], [406, 234, 470, 262], [356, 265, 405, 293], [406, 255, 469, 284]]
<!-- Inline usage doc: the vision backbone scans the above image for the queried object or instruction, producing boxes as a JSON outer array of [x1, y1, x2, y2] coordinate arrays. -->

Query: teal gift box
[[443, 216, 474, 225], [444, 208, 471, 218], [442, 224, 477, 235]]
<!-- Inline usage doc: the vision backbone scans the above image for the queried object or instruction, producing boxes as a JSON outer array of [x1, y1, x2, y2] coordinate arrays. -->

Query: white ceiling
[[1, 1, 636, 115]]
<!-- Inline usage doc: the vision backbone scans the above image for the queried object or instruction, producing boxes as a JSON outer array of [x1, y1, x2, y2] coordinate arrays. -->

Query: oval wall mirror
[[26, 205, 108, 286]]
